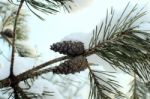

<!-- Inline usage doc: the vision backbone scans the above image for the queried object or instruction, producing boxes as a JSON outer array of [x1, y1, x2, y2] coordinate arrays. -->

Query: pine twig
[[129, 74, 139, 99], [16, 85, 31, 99], [129, 73, 148, 99], [14, 85, 20, 99], [133, 73, 137, 99], [0, 2, 150, 99], [15, 49, 95, 80], [28, 55, 69, 72], [9, 0, 25, 98], [87, 65, 121, 99], [0, 49, 94, 88], [18, 67, 54, 81], [10, 0, 25, 77]]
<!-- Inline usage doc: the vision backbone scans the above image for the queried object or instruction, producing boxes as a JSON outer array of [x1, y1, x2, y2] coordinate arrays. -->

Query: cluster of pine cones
[[50, 41, 88, 75]]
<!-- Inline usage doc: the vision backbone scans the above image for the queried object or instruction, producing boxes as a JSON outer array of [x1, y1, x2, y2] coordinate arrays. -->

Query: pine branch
[[0, 2, 28, 41], [88, 67, 122, 99], [89, 3, 150, 81], [129, 74, 149, 99], [146, 81, 150, 92], [14, 85, 20, 99], [19, 55, 69, 75], [0, 78, 11, 88], [0, 2, 28, 54], [11, 56, 87, 85], [10, 0, 25, 77], [14, 49, 94, 80], [132, 74, 139, 99], [1, 1, 150, 99], [0, 63, 122, 99], [1, 30, 149, 89], [16, 85, 31, 99], [0, 51, 90, 88], [24, 0, 73, 20], [9, 1, 25, 99]]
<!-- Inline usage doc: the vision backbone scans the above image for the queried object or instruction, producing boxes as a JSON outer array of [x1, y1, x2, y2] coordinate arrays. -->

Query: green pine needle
[[24, 0, 72, 20], [88, 70, 123, 99], [88, 3, 150, 99], [0, 2, 28, 41], [89, 3, 150, 82], [129, 74, 149, 99]]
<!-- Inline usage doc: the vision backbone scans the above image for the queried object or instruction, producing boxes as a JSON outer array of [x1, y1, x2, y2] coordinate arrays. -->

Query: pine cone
[[2, 29, 13, 38], [50, 41, 85, 56], [53, 56, 88, 75]]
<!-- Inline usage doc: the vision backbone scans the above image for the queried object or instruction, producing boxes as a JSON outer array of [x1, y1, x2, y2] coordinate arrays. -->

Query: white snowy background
[[0, 0, 150, 99]]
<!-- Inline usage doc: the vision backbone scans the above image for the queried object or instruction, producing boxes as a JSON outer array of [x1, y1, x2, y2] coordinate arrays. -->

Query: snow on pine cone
[[50, 41, 85, 56], [53, 56, 88, 74]]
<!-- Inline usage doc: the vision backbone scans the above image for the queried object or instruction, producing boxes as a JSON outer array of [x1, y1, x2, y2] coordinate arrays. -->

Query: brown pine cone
[[2, 29, 13, 38], [53, 56, 88, 75], [50, 41, 85, 56]]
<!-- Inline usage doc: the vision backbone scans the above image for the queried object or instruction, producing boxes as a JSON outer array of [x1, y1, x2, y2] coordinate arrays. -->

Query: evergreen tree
[[0, 0, 150, 99], [0, 2, 37, 57]]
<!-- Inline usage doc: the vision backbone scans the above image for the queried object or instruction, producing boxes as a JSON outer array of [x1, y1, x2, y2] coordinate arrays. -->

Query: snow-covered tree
[[0, 0, 150, 99]]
